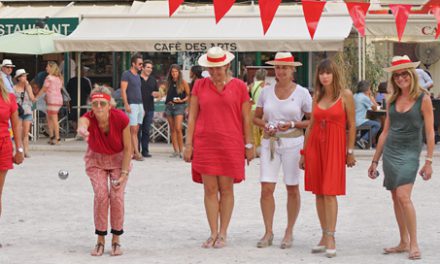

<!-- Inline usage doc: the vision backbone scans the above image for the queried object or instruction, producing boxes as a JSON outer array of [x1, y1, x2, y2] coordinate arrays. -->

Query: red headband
[[274, 56, 295, 63], [391, 59, 412, 66], [91, 93, 111, 102], [207, 55, 226, 63]]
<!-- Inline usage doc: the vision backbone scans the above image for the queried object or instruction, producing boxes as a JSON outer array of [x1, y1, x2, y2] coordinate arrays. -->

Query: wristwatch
[[17, 147, 24, 153], [290, 121, 295, 128], [245, 143, 253, 149], [347, 148, 354, 155]]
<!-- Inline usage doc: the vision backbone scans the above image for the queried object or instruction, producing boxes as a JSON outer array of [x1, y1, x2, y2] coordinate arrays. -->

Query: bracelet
[[290, 121, 295, 128], [425, 157, 433, 164], [371, 160, 379, 165], [300, 149, 305, 156], [121, 170, 129, 175]]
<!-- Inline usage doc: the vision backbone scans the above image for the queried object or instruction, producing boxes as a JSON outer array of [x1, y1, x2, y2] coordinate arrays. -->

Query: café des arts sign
[[153, 42, 238, 52]]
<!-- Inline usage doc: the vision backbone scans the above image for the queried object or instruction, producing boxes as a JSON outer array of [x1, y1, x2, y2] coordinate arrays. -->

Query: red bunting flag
[[214, 0, 236, 24], [431, 6, 440, 39], [259, 0, 282, 34], [346, 2, 370, 37], [389, 4, 412, 41], [302, 0, 326, 40], [169, 0, 184, 17]]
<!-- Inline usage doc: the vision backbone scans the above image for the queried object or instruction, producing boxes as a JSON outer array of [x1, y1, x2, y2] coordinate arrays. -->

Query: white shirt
[[416, 68, 433, 90], [1, 71, 14, 93], [256, 83, 312, 134]]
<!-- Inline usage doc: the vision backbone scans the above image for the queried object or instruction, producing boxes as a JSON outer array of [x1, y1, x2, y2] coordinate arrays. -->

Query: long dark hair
[[314, 59, 345, 103], [167, 64, 185, 94]]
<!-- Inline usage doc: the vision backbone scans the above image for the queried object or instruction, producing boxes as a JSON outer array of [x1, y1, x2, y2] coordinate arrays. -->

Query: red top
[[0, 93, 17, 137], [83, 109, 129, 154], [304, 98, 347, 196], [191, 78, 249, 184]]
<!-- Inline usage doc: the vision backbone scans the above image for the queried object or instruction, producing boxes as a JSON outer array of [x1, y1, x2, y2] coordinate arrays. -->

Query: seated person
[[354, 80, 381, 149], [375, 81, 388, 106]]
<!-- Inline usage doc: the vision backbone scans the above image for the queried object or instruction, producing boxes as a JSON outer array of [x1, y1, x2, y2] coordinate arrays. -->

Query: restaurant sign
[[0, 18, 78, 36]]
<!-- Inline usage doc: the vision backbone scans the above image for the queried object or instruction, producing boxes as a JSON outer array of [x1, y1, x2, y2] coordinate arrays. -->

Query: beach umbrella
[[0, 28, 65, 55]]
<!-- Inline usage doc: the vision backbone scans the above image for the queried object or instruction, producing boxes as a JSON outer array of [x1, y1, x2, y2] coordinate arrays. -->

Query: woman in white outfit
[[253, 52, 312, 249]]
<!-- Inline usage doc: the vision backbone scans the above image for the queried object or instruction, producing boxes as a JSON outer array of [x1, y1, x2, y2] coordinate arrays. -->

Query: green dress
[[383, 93, 425, 190]]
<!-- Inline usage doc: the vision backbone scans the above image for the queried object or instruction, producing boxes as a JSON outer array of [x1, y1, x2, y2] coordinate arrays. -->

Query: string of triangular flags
[[168, 0, 440, 41]]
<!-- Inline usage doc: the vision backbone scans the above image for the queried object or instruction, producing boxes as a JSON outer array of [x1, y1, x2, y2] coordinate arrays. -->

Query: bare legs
[[201, 175, 234, 248], [0, 170, 8, 218], [314, 195, 338, 251], [258, 183, 300, 248], [47, 113, 60, 143], [384, 184, 420, 259], [130, 125, 141, 157], [22, 120, 31, 156], [167, 115, 184, 155]]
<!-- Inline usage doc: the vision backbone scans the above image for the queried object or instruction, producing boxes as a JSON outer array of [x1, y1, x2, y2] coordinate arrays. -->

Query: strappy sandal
[[91, 242, 104, 256], [213, 236, 227, 249], [48, 136, 55, 145], [324, 230, 336, 258], [110, 242, 123, 256], [408, 250, 422, 260], [311, 229, 326, 253], [201, 236, 216, 248], [54, 138, 61, 145]]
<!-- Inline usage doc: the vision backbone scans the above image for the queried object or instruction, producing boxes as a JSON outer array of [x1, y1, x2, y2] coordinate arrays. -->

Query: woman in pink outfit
[[35, 61, 63, 145], [184, 47, 253, 249], [77, 86, 132, 257]]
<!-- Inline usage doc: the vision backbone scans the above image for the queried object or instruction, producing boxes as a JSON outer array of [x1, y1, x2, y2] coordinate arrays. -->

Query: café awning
[[366, 14, 440, 42], [55, 3, 353, 52]]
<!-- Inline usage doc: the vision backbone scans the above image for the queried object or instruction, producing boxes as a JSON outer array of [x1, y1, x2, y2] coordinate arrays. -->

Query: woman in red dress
[[184, 47, 253, 248], [300, 59, 356, 258]]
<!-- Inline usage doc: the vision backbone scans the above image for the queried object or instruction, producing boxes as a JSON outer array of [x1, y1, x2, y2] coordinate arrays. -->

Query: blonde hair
[[0, 78, 9, 102], [388, 68, 427, 104], [314, 59, 345, 103], [47, 61, 63, 79], [89, 85, 116, 107]]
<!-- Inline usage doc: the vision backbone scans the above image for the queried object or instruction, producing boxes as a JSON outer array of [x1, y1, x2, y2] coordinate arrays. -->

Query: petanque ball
[[58, 170, 69, 180]]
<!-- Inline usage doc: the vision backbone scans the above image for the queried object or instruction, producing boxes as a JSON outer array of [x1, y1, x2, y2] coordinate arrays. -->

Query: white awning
[[366, 14, 440, 42], [55, 2, 353, 52]]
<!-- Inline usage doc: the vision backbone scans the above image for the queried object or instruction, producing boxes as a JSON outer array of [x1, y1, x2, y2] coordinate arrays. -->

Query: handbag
[[17, 92, 25, 117]]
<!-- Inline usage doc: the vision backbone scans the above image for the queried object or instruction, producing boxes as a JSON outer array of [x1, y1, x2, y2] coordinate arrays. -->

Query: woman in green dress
[[368, 55, 434, 260]]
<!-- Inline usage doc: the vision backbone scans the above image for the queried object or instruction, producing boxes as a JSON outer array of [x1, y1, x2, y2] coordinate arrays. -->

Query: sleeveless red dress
[[304, 98, 346, 195]]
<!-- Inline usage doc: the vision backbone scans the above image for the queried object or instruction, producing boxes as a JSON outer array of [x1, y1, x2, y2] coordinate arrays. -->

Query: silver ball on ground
[[58, 170, 69, 180]]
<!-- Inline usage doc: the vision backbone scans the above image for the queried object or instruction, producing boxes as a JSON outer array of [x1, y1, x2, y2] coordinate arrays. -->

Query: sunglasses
[[392, 71, 410, 80], [91, 100, 109, 108]]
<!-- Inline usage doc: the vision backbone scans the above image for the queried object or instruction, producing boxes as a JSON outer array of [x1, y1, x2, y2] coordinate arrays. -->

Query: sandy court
[[0, 150, 439, 264]]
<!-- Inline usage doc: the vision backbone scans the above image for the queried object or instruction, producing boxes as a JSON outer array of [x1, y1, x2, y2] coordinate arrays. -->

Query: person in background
[[0, 59, 15, 93], [77, 86, 132, 257], [253, 53, 311, 249], [164, 64, 190, 158], [120, 53, 144, 161], [301, 58, 356, 258], [375, 81, 388, 105], [0, 78, 24, 224], [35, 61, 63, 145], [183, 47, 253, 248], [189, 65, 203, 92], [66, 66, 93, 128], [353, 80, 381, 149], [416, 67, 433, 91], [368, 55, 434, 260], [139, 60, 160, 158], [13, 69, 36, 158], [249, 68, 267, 157]]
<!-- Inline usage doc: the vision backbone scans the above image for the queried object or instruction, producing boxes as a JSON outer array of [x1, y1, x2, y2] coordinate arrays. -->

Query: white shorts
[[260, 136, 303, 186]]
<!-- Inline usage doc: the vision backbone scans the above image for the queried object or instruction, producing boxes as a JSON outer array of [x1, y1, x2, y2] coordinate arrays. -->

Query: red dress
[[304, 98, 346, 195], [191, 78, 249, 184]]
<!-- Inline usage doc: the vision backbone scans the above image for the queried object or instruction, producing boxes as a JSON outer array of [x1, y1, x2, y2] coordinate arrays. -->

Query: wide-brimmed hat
[[266, 52, 302, 67], [198, 47, 235, 67], [14, 69, 29, 79], [1, 59, 15, 68], [384, 55, 420, 72]]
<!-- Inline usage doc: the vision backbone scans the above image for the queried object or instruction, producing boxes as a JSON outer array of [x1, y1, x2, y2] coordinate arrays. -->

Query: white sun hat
[[266, 52, 302, 67], [383, 55, 420, 72], [1, 59, 15, 67], [198, 47, 235, 67], [14, 69, 29, 79]]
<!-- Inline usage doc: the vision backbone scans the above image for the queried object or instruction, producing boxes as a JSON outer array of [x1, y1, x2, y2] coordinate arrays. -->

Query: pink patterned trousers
[[84, 149, 129, 236]]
